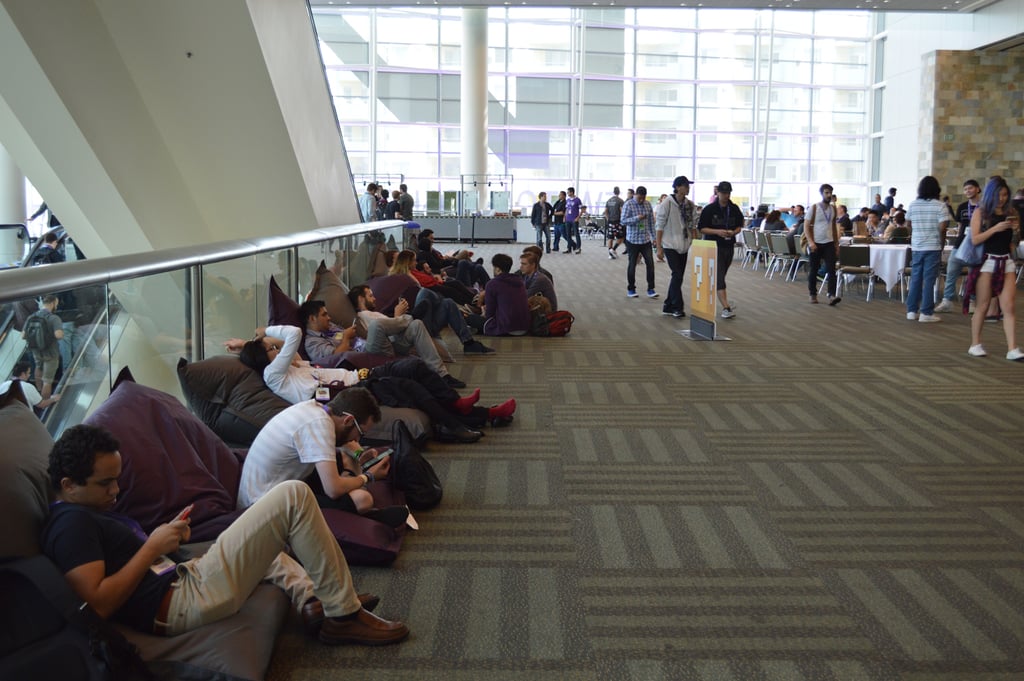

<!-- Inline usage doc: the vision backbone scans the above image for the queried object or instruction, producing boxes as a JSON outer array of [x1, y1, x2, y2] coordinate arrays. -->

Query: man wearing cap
[[655, 176, 697, 318], [698, 181, 744, 318], [621, 186, 658, 299]]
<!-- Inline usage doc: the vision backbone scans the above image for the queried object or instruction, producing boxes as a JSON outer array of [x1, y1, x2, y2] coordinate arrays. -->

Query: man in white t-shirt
[[0, 361, 61, 410], [237, 386, 408, 528], [805, 183, 841, 306]]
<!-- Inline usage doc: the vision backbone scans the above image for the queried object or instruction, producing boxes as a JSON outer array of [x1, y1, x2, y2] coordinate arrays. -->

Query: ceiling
[[309, 0, 997, 11]]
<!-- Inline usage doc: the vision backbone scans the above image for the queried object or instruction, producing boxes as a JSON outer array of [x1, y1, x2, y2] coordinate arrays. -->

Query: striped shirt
[[906, 198, 949, 251]]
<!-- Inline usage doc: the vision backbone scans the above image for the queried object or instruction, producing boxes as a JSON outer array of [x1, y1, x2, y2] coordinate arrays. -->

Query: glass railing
[[0, 220, 414, 436]]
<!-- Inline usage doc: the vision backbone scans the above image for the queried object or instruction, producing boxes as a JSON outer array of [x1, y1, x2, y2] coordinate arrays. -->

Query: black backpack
[[389, 420, 442, 510], [0, 555, 155, 681], [22, 311, 53, 352]]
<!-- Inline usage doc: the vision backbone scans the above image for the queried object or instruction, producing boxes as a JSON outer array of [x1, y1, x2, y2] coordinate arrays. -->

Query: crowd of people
[[527, 174, 1020, 359], [20, 171, 1024, 664]]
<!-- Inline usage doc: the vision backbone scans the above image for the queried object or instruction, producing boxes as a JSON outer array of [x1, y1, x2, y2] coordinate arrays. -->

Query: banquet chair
[[740, 229, 759, 269], [767, 233, 795, 281], [835, 245, 874, 301], [755, 231, 772, 272]]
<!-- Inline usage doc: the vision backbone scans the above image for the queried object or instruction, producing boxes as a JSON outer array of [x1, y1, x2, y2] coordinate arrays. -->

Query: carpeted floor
[[266, 237, 1024, 681]]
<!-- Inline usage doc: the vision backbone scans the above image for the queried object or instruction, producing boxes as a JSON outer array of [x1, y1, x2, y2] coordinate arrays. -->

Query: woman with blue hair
[[964, 175, 1022, 360]]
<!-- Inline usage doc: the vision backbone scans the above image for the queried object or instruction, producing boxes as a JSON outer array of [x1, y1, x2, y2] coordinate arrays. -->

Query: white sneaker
[[918, 314, 941, 323], [721, 307, 736, 319], [1007, 348, 1024, 361], [906, 312, 919, 321], [934, 299, 953, 313], [968, 344, 987, 357]]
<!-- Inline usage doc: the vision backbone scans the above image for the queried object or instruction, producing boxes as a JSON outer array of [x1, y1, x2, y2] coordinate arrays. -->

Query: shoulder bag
[[955, 224, 985, 266]]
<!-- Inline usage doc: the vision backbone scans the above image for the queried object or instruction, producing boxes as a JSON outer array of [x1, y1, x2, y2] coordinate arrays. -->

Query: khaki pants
[[160, 480, 360, 635]]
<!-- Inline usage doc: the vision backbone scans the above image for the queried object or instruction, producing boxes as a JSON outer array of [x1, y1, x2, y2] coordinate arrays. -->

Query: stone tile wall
[[923, 49, 1024, 196]]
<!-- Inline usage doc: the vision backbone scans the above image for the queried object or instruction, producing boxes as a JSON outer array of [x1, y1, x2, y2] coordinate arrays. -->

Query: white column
[[0, 142, 25, 225], [461, 8, 487, 214]]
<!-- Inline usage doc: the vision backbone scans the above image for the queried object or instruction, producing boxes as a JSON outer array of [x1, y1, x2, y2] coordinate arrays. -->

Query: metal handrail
[[0, 220, 403, 304]]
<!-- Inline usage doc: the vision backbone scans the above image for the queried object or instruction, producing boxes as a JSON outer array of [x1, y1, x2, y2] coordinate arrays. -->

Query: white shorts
[[979, 256, 1010, 274]]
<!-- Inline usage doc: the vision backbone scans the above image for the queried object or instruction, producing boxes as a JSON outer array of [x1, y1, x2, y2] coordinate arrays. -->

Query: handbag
[[954, 231, 984, 266]]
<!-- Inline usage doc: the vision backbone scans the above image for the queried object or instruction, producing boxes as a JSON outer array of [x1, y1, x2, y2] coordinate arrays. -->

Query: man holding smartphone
[[43, 424, 409, 645], [238, 387, 410, 528]]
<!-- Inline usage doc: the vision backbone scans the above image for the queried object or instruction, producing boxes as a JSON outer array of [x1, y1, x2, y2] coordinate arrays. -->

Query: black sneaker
[[362, 506, 410, 529], [443, 374, 467, 388], [463, 340, 496, 354]]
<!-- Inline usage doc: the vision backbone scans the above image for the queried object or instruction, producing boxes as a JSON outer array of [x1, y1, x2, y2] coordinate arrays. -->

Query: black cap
[[717, 181, 733, 193], [672, 176, 691, 188]]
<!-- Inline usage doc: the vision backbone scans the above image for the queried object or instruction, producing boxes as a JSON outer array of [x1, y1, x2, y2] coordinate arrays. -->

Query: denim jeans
[[663, 248, 688, 313], [413, 288, 473, 344], [906, 249, 941, 315], [564, 221, 580, 250], [363, 315, 446, 376], [625, 240, 655, 292], [534, 224, 551, 251], [552, 224, 565, 250], [942, 252, 964, 301]]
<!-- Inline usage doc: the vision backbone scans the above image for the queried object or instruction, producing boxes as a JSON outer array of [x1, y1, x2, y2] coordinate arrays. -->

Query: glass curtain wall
[[314, 7, 871, 214]]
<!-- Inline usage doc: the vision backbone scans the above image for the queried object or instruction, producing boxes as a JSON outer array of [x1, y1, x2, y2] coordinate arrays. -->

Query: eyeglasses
[[341, 411, 364, 438]]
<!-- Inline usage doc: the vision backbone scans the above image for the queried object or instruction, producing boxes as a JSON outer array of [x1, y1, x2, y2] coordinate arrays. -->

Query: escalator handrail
[[0, 220, 403, 305]]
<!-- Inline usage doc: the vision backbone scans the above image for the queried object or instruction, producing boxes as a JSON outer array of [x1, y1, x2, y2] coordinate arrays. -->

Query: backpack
[[0, 555, 156, 681], [545, 310, 575, 337], [529, 310, 549, 337], [388, 420, 442, 510], [23, 311, 54, 352]]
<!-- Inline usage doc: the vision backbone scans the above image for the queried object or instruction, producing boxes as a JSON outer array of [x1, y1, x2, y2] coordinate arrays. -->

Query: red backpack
[[545, 310, 574, 337]]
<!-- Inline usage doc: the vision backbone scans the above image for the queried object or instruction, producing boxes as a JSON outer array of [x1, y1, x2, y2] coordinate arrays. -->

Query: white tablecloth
[[870, 244, 910, 293]]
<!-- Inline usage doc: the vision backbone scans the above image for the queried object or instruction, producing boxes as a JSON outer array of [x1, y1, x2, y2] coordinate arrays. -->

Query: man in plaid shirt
[[621, 186, 658, 299]]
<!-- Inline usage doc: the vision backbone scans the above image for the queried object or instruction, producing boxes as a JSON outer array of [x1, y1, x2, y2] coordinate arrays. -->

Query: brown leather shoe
[[301, 594, 380, 637], [318, 608, 409, 646]]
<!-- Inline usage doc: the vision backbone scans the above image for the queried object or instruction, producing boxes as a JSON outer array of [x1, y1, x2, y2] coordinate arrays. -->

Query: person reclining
[[238, 387, 409, 529], [345, 287, 472, 382], [230, 326, 513, 442], [390, 249, 476, 305], [41, 424, 408, 645]]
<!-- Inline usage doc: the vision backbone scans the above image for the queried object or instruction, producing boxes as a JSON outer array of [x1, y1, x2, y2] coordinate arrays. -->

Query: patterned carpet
[[266, 238, 1024, 681]]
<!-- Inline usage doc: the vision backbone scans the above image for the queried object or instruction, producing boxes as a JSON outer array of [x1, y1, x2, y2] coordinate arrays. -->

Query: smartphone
[[361, 448, 393, 472]]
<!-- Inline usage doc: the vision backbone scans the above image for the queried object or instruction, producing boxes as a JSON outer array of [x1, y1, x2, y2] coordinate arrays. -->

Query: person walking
[[935, 179, 980, 312], [965, 176, 1022, 360], [621, 186, 658, 299], [697, 181, 744, 318], [654, 176, 696, 318], [904, 175, 949, 323], [805, 183, 841, 306], [604, 187, 625, 259]]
